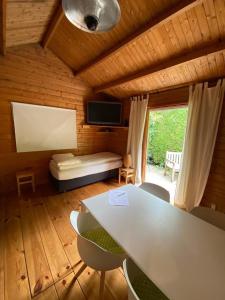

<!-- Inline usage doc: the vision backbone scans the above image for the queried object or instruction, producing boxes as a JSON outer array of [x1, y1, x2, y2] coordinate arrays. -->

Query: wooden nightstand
[[16, 168, 35, 197]]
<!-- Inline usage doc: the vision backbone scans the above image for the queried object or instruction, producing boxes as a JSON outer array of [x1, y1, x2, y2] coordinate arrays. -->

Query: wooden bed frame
[[50, 168, 119, 192]]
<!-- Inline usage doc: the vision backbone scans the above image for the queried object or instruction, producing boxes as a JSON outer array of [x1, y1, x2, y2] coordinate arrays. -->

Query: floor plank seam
[[19, 207, 33, 300], [33, 196, 56, 295], [42, 196, 87, 298], [43, 198, 74, 266], [29, 196, 58, 297]]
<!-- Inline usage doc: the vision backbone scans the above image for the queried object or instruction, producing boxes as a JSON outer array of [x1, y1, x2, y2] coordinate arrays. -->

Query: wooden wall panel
[[0, 44, 114, 193], [148, 87, 189, 108], [0, 0, 6, 55], [107, 98, 130, 155], [203, 96, 225, 212]]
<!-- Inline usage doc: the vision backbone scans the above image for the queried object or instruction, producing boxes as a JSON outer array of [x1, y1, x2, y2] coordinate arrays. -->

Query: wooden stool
[[16, 168, 35, 197], [118, 167, 136, 184], [118, 153, 136, 184]]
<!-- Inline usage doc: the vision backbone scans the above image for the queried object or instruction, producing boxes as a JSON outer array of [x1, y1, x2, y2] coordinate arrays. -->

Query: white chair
[[164, 151, 182, 181], [191, 207, 225, 231], [70, 211, 126, 299], [123, 258, 169, 300], [139, 182, 170, 202]]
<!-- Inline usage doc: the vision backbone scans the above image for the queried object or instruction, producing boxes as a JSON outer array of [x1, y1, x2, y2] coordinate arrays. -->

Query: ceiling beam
[[0, 0, 6, 55], [74, 0, 202, 77], [94, 40, 225, 93], [42, 4, 64, 49], [129, 76, 224, 99]]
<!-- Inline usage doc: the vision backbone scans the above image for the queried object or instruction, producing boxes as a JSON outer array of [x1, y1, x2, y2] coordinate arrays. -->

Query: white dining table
[[83, 184, 225, 300]]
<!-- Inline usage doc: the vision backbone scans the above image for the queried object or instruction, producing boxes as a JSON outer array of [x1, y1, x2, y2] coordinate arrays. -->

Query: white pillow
[[52, 153, 74, 164], [56, 160, 82, 170], [56, 157, 81, 167]]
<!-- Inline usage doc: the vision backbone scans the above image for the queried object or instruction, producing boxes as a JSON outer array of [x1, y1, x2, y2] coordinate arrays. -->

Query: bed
[[49, 152, 123, 192]]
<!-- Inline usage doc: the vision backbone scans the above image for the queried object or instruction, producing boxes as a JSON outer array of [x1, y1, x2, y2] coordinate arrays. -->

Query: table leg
[[99, 271, 105, 300], [118, 169, 121, 184]]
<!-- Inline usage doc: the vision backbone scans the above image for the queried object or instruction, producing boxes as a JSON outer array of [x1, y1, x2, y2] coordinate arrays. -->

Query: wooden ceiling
[[6, 0, 58, 47], [1, 0, 225, 98]]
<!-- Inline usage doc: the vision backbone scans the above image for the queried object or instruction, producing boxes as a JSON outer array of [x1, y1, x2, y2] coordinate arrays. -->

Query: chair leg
[[80, 201, 86, 212], [118, 169, 121, 184], [74, 263, 87, 279], [132, 174, 135, 184], [32, 175, 35, 193], [125, 173, 128, 184], [99, 271, 105, 300], [164, 166, 167, 176]]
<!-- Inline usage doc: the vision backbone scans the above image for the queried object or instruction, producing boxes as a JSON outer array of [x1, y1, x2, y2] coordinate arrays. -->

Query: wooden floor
[[0, 180, 128, 300]]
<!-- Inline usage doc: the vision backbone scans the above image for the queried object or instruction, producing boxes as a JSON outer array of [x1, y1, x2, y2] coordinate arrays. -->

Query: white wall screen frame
[[12, 102, 77, 152]]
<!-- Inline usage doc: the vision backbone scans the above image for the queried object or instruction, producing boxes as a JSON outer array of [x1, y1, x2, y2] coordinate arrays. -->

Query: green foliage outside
[[147, 108, 188, 167]]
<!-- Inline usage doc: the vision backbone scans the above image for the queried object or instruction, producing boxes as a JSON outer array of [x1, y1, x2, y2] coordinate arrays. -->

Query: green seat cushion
[[132, 269, 169, 300], [81, 227, 124, 254]]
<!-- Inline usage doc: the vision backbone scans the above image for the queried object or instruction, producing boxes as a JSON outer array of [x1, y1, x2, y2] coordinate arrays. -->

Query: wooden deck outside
[[0, 180, 128, 300]]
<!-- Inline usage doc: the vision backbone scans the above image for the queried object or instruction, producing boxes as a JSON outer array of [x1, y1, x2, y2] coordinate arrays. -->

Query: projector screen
[[12, 102, 77, 152]]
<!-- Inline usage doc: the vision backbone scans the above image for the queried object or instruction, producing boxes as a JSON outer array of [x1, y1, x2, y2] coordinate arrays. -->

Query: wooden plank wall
[[107, 98, 130, 155], [0, 44, 111, 193], [147, 86, 189, 108], [203, 97, 225, 212]]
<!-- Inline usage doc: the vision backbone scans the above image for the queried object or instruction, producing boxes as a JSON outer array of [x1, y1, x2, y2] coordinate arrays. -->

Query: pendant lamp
[[62, 0, 121, 33]]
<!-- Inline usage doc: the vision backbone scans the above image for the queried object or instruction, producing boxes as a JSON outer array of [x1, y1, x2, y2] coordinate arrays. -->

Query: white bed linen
[[50, 160, 122, 180], [52, 152, 122, 170]]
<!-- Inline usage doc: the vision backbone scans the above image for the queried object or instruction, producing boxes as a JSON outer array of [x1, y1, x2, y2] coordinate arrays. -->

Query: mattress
[[50, 159, 122, 180]]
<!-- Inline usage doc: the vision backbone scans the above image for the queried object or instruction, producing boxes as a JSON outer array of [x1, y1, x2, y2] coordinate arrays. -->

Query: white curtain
[[175, 79, 225, 211], [127, 95, 149, 184]]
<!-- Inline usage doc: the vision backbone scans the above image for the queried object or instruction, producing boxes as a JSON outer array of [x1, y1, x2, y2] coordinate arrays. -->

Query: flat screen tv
[[87, 101, 122, 125]]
